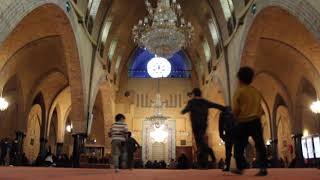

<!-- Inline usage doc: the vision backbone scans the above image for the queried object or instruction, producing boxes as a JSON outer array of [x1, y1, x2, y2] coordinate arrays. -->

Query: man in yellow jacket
[[231, 67, 268, 176]]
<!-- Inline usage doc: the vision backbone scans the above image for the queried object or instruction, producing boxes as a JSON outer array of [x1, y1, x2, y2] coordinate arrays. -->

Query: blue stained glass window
[[128, 48, 192, 78]]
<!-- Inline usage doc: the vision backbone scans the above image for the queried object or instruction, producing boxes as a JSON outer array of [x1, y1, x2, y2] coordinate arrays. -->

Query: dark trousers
[[224, 140, 233, 168], [234, 119, 267, 170], [193, 129, 210, 168]]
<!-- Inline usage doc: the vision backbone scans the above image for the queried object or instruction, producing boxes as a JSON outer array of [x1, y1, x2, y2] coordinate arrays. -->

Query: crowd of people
[[103, 66, 317, 175], [1, 67, 319, 176], [0, 138, 29, 166]]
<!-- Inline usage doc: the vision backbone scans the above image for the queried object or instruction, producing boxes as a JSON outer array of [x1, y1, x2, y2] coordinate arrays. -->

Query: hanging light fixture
[[145, 79, 169, 128], [0, 90, 9, 111], [310, 100, 320, 114], [132, 0, 194, 58], [66, 123, 73, 133]]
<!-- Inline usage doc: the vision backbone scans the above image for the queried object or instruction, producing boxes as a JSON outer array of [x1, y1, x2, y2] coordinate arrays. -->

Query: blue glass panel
[[129, 48, 191, 78]]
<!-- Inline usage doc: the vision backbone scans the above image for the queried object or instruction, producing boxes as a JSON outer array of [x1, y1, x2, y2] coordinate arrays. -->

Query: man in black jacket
[[127, 132, 139, 169], [182, 88, 225, 168], [219, 107, 235, 171]]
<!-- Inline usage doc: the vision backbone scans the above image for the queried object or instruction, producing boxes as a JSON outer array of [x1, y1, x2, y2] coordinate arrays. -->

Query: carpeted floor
[[0, 167, 319, 180]]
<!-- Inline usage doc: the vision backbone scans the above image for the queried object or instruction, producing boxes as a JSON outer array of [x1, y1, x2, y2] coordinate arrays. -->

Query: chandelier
[[132, 0, 194, 58], [145, 79, 169, 128]]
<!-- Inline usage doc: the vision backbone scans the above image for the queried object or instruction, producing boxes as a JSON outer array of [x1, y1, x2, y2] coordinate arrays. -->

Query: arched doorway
[[296, 78, 318, 135], [86, 90, 106, 160], [0, 3, 85, 136], [63, 117, 73, 157], [48, 110, 58, 155], [276, 105, 294, 164]]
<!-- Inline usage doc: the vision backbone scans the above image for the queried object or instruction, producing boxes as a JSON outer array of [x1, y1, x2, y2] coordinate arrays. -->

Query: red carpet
[[0, 167, 319, 180]]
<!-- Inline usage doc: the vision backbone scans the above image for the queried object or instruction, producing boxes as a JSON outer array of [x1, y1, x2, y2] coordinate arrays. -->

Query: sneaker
[[255, 169, 268, 176], [231, 169, 244, 175], [115, 169, 120, 173]]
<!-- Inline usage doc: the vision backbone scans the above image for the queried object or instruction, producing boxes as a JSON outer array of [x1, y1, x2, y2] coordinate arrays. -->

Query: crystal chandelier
[[132, 0, 194, 58], [145, 79, 169, 128]]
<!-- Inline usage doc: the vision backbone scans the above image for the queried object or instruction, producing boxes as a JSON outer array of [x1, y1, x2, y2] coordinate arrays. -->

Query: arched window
[[108, 39, 118, 61], [99, 18, 112, 57], [208, 18, 222, 58], [203, 39, 211, 63], [128, 48, 192, 78], [86, 0, 102, 32], [202, 38, 212, 73], [115, 56, 122, 74], [208, 19, 219, 46], [219, 0, 236, 34], [107, 39, 118, 73]]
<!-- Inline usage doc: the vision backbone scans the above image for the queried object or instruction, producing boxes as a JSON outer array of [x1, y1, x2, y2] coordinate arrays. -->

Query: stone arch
[[88, 89, 106, 150], [275, 105, 294, 162], [261, 96, 272, 142], [47, 87, 72, 143], [239, 1, 320, 67], [32, 92, 46, 138], [0, 74, 23, 138], [63, 114, 73, 157], [0, 2, 86, 133], [48, 109, 58, 154], [253, 72, 292, 133], [272, 94, 289, 136], [233, 2, 320, 93], [295, 77, 318, 134], [240, 4, 320, 133], [28, 69, 68, 118]]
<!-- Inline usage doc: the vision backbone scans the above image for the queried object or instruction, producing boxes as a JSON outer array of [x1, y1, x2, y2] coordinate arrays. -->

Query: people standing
[[219, 107, 235, 171], [181, 88, 226, 169], [109, 114, 128, 173], [231, 67, 268, 176], [126, 131, 140, 169]]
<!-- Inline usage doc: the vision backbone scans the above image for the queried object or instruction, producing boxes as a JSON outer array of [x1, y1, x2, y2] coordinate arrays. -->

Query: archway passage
[[48, 110, 58, 155], [241, 6, 320, 167], [276, 106, 294, 165], [0, 3, 85, 135]]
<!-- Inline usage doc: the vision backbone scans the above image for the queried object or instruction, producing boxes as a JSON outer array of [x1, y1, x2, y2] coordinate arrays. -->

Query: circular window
[[147, 57, 172, 78]]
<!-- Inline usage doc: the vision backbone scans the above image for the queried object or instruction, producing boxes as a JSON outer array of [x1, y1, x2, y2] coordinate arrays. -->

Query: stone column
[[15, 131, 25, 154], [56, 143, 63, 156], [292, 134, 304, 167], [72, 133, 86, 168], [39, 138, 48, 158]]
